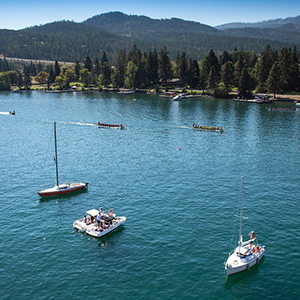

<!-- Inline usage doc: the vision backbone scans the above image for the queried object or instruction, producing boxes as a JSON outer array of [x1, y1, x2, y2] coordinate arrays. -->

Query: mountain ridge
[[0, 12, 299, 62]]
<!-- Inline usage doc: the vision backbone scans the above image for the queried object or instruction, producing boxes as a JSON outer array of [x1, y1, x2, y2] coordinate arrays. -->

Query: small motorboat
[[97, 121, 125, 129], [9, 111, 16, 115], [192, 124, 223, 132], [172, 93, 186, 101], [73, 209, 100, 232], [84, 209, 126, 238], [225, 177, 265, 276]]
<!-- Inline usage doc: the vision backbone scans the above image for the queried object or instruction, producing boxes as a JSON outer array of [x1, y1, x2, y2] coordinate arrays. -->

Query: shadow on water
[[224, 256, 265, 288], [39, 188, 88, 202]]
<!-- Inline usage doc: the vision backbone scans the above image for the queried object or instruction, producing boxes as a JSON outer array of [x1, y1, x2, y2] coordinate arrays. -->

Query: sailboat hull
[[225, 246, 265, 275], [38, 182, 88, 197]]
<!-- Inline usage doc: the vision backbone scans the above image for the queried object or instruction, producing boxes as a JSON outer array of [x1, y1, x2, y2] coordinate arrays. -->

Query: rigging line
[[228, 179, 243, 253]]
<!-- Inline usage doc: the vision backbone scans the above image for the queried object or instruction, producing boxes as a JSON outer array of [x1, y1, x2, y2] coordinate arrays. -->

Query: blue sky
[[1, 0, 300, 29]]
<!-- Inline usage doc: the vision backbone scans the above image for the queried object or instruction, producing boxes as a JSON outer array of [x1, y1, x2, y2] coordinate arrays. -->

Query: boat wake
[[169, 125, 191, 129], [0, 112, 11, 115], [59, 121, 96, 127]]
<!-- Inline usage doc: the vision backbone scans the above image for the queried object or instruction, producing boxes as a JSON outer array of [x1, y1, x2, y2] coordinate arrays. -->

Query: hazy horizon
[[1, 0, 300, 30]]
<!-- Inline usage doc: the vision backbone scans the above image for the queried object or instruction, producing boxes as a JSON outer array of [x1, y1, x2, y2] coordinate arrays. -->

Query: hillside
[[215, 15, 300, 30], [0, 12, 299, 63]]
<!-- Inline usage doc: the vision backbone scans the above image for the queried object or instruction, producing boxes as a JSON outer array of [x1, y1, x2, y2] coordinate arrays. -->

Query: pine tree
[[54, 60, 61, 78], [115, 49, 127, 87], [239, 67, 251, 98], [266, 61, 281, 98], [202, 49, 220, 86], [75, 61, 81, 80], [221, 61, 234, 92], [23, 67, 32, 90], [158, 47, 172, 85], [83, 55, 93, 72], [178, 52, 188, 87], [94, 58, 101, 76]]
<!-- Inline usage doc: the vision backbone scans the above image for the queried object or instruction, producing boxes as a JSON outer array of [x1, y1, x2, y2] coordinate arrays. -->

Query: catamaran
[[225, 176, 265, 275], [38, 122, 88, 197]]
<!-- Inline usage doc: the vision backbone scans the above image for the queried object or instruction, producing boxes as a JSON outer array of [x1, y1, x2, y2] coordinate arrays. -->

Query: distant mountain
[[0, 12, 299, 63], [84, 11, 220, 38], [215, 15, 300, 31]]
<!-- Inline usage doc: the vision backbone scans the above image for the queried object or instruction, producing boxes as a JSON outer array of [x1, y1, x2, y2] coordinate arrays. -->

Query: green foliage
[[0, 72, 11, 90]]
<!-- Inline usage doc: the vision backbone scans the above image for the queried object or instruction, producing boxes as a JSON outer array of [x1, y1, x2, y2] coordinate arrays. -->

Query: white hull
[[73, 209, 100, 232], [86, 217, 126, 238], [225, 246, 265, 275]]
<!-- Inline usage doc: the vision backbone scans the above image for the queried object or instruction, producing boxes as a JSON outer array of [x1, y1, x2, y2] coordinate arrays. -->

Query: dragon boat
[[192, 124, 223, 132], [97, 121, 125, 129]]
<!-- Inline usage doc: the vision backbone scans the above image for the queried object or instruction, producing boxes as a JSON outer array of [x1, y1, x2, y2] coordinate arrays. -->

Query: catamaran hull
[[38, 183, 88, 197], [225, 248, 265, 276]]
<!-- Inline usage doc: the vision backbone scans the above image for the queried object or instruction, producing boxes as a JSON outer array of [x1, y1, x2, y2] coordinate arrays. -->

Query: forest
[[0, 44, 299, 99]]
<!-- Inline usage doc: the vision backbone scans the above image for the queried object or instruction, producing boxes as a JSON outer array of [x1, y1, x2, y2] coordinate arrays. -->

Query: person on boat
[[101, 220, 109, 229], [249, 231, 255, 239], [84, 215, 87, 224], [99, 207, 103, 214], [97, 212, 102, 227]]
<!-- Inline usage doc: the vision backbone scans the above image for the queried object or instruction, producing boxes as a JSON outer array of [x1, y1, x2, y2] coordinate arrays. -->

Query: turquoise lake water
[[0, 91, 299, 299]]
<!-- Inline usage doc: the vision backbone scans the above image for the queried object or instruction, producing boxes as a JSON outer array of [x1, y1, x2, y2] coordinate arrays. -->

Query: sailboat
[[38, 122, 88, 197], [225, 176, 265, 275]]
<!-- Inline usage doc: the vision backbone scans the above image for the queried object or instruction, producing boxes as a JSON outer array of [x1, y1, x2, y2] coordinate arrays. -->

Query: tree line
[[0, 44, 299, 98]]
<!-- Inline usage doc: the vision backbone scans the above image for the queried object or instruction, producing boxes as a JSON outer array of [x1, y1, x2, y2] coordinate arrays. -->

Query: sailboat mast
[[239, 176, 244, 252], [54, 122, 59, 187]]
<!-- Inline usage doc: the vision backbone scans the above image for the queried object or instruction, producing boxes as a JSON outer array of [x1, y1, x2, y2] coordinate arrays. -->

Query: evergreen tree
[[29, 62, 37, 76], [23, 67, 32, 89], [94, 58, 101, 76], [54, 60, 61, 78], [256, 45, 276, 92], [75, 61, 81, 80], [101, 52, 109, 65], [221, 61, 234, 92], [187, 58, 200, 89], [83, 55, 93, 72], [17, 72, 23, 89], [207, 66, 219, 92], [266, 61, 281, 98], [158, 47, 172, 85], [219, 50, 232, 66], [234, 54, 246, 88], [202, 49, 220, 86], [146, 49, 159, 86], [239, 66, 252, 98], [178, 52, 188, 87], [48, 65, 55, 84], [115, 49, 127, 87], [290, 46, 300, 91], [101, 62, 111, 87], [124, 61, 138, 89]]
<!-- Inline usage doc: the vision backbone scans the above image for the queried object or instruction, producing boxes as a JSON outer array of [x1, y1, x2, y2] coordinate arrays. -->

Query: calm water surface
[[0, 91, 299, 299]]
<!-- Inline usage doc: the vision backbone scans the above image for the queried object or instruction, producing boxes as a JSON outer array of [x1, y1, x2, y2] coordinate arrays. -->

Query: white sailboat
[[38, 122, 88, 197], [225, 176, 265, 275]]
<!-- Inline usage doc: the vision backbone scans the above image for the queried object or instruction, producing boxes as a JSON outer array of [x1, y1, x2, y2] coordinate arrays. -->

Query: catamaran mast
[[239, 176, 244, 253], [54, 122, 59, 187]]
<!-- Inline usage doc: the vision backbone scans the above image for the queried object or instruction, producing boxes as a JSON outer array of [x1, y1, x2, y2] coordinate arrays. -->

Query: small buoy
[[179, 148, 181, 150]]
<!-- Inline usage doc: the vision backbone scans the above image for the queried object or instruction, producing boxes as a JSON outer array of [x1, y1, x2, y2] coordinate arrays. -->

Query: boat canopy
[[86, 209, 99, 217]]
